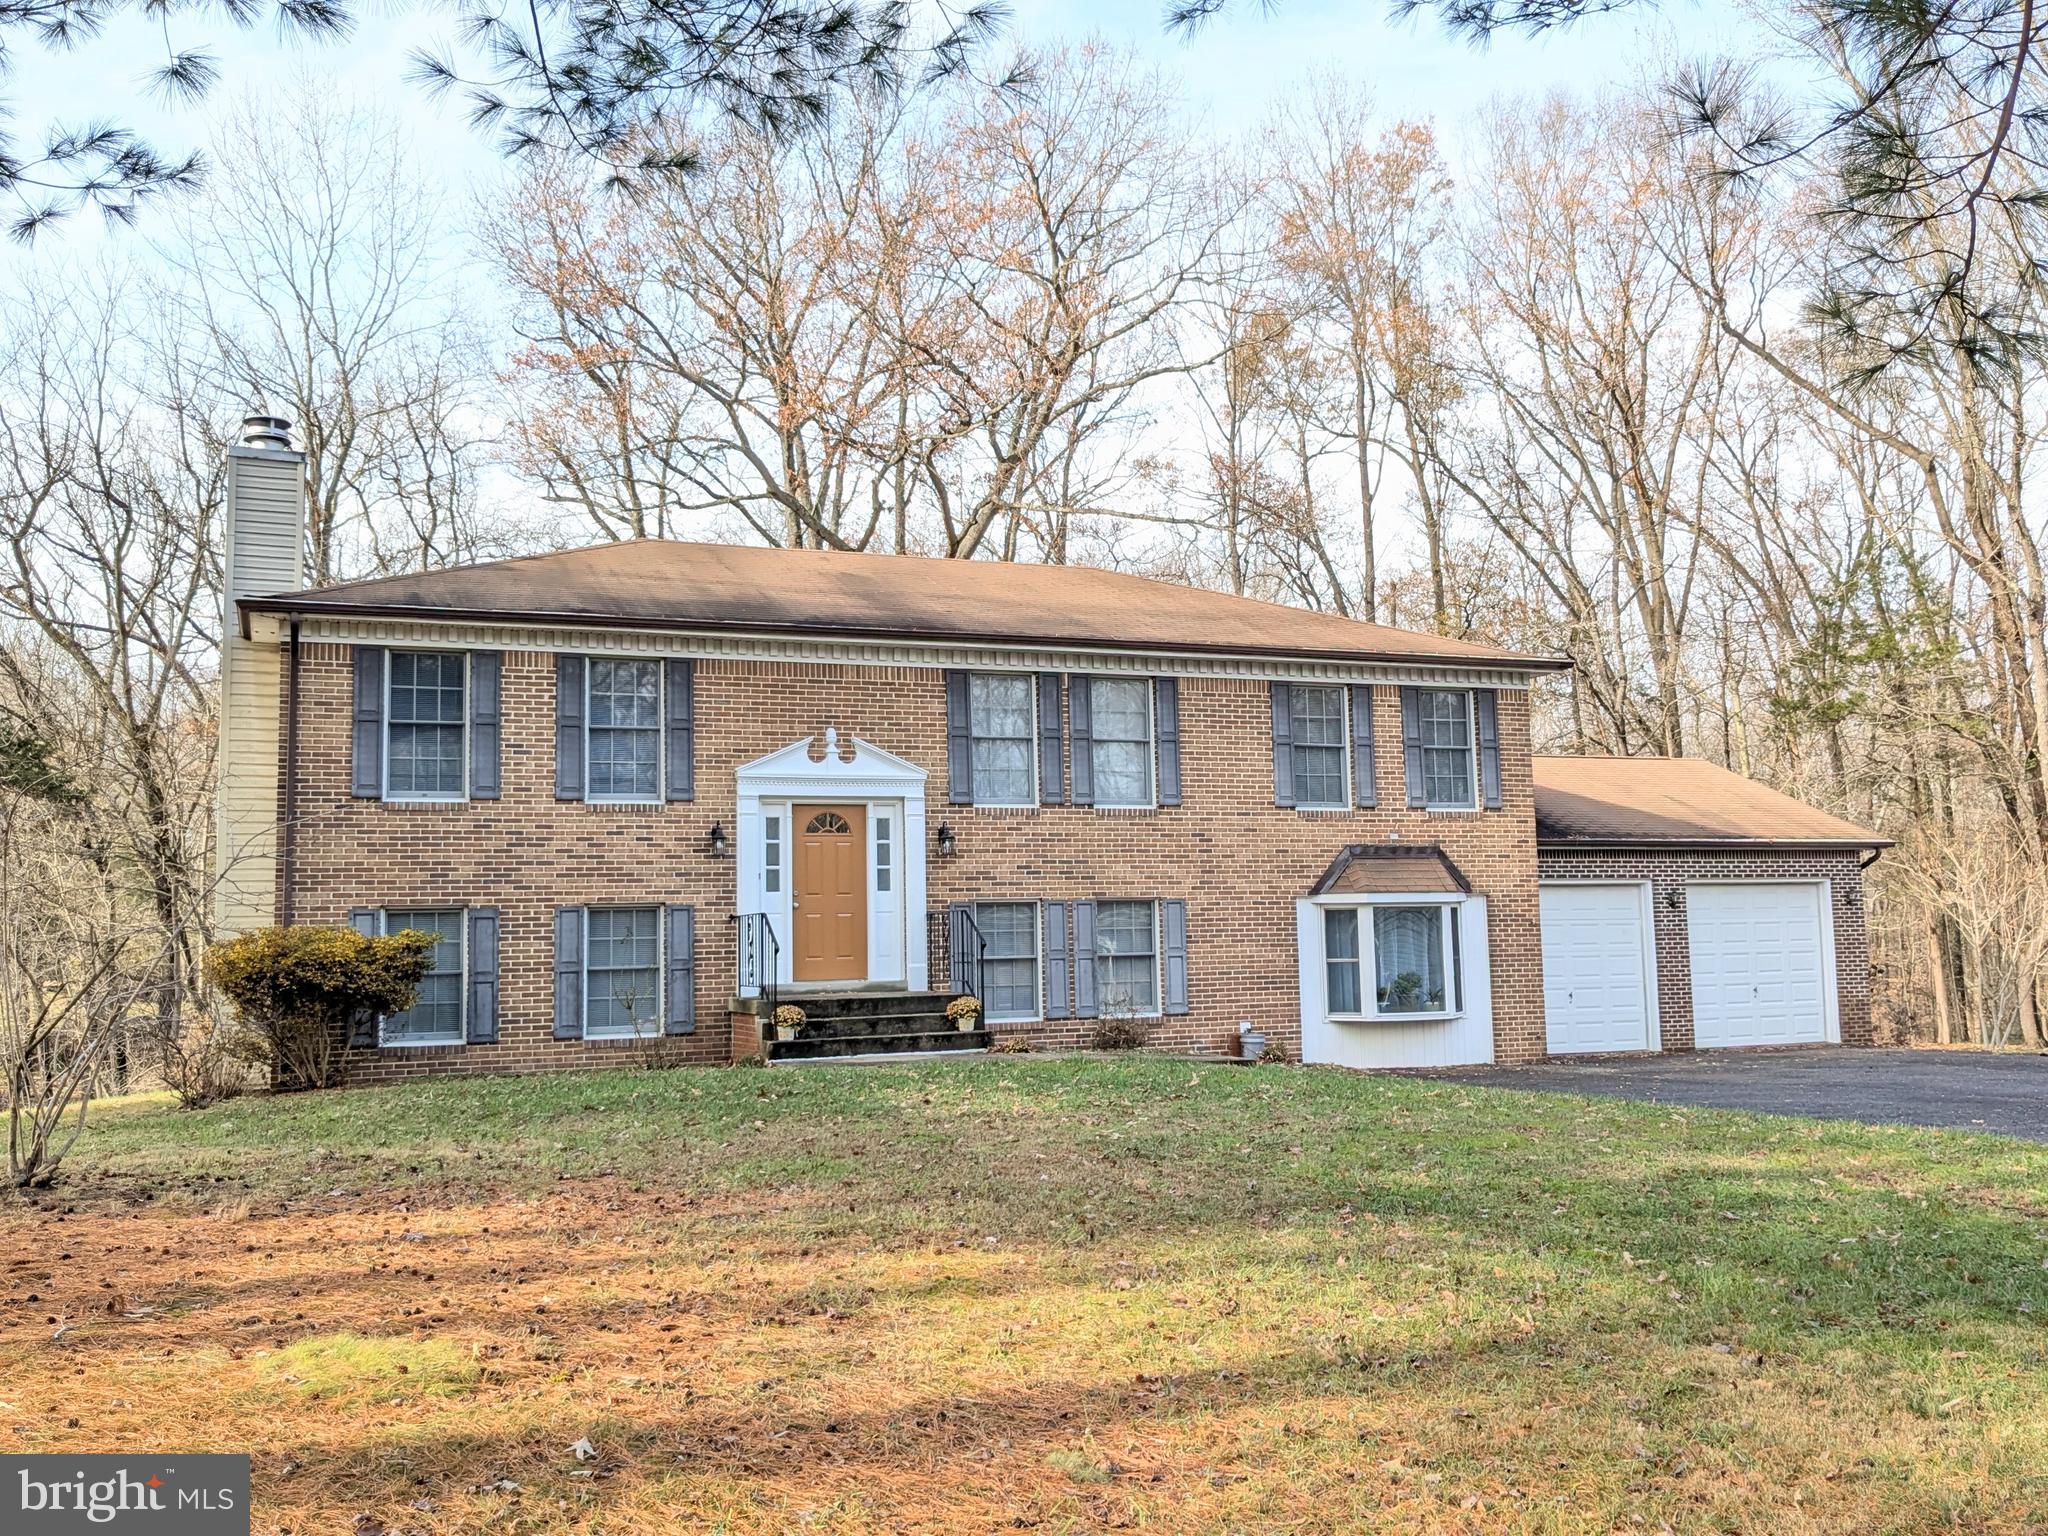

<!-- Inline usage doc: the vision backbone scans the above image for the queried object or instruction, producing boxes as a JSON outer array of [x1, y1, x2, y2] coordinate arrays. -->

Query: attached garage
[[1533, 757, 1889, 1055], [1539, 882, 1656, 1054], [1686, 881, 1831, 1047]]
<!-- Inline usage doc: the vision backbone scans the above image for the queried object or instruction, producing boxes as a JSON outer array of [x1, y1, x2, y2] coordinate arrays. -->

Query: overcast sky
[[2, 0, 1755, 271]]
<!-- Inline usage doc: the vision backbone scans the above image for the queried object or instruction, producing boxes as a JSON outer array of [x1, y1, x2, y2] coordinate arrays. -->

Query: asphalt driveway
[[1424, 1047, 2048, 1141]]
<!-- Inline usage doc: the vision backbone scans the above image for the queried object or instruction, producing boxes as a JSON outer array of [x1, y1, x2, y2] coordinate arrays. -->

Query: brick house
[[214, 419, 1889, 1075]]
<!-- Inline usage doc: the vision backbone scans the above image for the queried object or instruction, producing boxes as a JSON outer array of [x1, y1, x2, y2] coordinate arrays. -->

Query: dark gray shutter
[[467, 907, 499, 1043], [470, 651, 502, 800], [945, 670, 973, 805], [1350, 684, 1376, 809], [1073, 900, 1098, 1018], [553, 906, 584, 1039], [948, 902, 975, 992], [351, 646, 385, 799], [347, 908, 380, 1047], [1037, 673, 1063, 806], [1401, 687, 1426, 808], [1154, 677, 1182, 806], [1475, 689, 1502, 810], [664, 904, 696, 1035], [555, 654, 586, 801], [1162, 899, 1189, 1016], [1043, 902, 1071, 1019], [1270, 682, 1295, 808], [1069, 677, 1094, 807], [665, 658, 695, 802]]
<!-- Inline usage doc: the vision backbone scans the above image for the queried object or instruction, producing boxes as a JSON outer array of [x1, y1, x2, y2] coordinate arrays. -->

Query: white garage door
[[1540, 883, 1654, 1054], [1687, 882, 1830, 1048]]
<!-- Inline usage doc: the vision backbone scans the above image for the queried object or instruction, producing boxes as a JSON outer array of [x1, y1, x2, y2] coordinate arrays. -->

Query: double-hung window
[[1323, 902, 1462, 1020], [1417, 689, 1476, 810], [1090, 680, 1153, 807], [585, 906, 662, 1038], [969, 674, 1035, 805], [1289, 685, 1348, 808], [588, 659, 662, 801], [1094, 899, 1159, 1015], [380, 908, 464, 1046], [386, 651, 467, 800], [977, 901, 1040, 1022]]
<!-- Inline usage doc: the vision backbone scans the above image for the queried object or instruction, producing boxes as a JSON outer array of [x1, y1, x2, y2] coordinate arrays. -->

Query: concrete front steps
[[766, 989, 991, 1062]]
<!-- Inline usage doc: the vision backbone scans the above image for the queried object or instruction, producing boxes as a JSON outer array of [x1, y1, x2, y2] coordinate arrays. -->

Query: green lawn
[[7, 1057, 2047, 1533]]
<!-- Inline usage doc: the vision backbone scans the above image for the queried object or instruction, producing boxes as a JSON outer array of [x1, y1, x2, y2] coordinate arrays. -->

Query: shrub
[[1090, 1016, 1149, 1052], [203, 925, 434, 1090]]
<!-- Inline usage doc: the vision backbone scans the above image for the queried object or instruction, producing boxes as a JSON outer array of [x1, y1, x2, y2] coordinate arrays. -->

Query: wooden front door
[[792, 804, 867, 982]]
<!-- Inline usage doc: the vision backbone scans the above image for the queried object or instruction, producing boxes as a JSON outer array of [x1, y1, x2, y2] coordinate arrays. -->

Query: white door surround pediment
[[735, 729, 930, 993], [737, 727, 928, 798]]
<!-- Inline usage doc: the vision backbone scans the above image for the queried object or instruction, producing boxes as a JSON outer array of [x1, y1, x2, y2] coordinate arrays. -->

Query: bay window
[[1322, 900, 1463, 1020]]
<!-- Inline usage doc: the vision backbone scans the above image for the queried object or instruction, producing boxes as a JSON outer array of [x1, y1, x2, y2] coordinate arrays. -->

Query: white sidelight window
[[1090, 680, 1153, 807], [585, 906, 662, 1037], [976, 901, 1040, 1022], [588, 659, 662, 801], [1417, 689, 1476, 809], [1322, 900, 1463, 1020], [1094, 899, 1159, 1015], [968, 674, 1036, 805], [386, 651, 467, 799], [380, 908, 465, 1045]]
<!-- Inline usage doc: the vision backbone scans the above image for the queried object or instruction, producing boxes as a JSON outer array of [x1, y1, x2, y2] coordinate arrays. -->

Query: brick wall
[[277, 646, 1547, 1080], [1534, 847, 1874, 1049]]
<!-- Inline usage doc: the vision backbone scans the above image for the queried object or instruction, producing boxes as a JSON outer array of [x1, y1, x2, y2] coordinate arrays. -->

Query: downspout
[[280, 616, 302, 926], [1858, 848, 1882, 872]]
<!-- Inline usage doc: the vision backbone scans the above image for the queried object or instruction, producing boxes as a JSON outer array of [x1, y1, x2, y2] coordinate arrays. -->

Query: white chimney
[[214, 412, 308, 934]]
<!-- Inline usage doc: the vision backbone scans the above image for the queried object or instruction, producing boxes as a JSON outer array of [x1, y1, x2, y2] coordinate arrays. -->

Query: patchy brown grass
[[4, 1059, 2047, 1533]]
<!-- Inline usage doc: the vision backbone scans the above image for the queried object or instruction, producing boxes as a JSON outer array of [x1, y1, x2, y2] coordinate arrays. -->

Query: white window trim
[[976, 899, 1043, 1025], [1089, 678, 1157, 811], [581, 904, 666, 1041], [1092, 897, 1163, 1019], [1319, 893, 1468, 1024], [1290, 682, 1353, 812], [968, 671, 1040, 809], [383, 648, 469, 804], [377, 907, 467, 1049], [1419, 688, 1479, 813], [585, 656, 666, 806]]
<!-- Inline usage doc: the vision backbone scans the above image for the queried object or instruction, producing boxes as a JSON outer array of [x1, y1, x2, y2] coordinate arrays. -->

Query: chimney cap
[[239, 413, 293, 450]]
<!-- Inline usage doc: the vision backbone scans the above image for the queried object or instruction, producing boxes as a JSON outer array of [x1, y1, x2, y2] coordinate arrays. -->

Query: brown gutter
[[280, 617, 301, 925], [1536, 836, 1896, 852], [234, 597, 1575, 674]]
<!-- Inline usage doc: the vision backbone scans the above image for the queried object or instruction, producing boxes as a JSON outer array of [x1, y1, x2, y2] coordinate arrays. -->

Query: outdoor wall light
[[936, 822, 957, 857], [707, 821, 729, 858], [1662, 887, 1682, 911]]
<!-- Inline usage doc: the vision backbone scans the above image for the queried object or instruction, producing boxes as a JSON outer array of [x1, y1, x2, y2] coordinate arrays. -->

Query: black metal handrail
[[948, 905, 988, 1006], [730, 912, 780, 1022]]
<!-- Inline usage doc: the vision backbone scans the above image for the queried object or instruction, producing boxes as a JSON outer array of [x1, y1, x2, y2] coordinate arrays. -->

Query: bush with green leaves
[[203, 925, 434, 1090]]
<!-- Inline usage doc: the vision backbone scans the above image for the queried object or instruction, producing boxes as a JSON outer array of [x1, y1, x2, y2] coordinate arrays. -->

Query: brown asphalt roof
[[1533, 755, 1891, 849], [243, 539, 1567, 671], [1311, 844, 1473, 896]]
